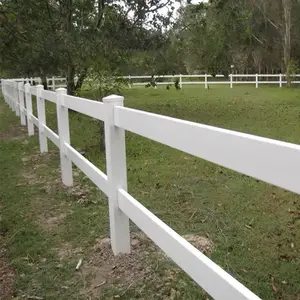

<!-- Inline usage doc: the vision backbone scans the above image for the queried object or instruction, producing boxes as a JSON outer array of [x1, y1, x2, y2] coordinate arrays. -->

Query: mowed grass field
[[1, 85, 300, 299]]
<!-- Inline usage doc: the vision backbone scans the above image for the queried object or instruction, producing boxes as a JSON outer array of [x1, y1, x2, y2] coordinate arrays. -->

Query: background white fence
[[120, 73, 300, 89], [3, 73, 300, 92], [6, 76, 67, 90], [3, 78, 300, 299]]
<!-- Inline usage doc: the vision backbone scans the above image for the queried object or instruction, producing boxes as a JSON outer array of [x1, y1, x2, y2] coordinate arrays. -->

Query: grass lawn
[[1, 85, 300, 299]]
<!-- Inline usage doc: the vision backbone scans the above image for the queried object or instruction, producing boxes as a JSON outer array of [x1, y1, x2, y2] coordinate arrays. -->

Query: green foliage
[[288, 59, 299, 75], [86, 71, 128, 98], [0, 0, 178, 93], [166, 0, 300, 76]]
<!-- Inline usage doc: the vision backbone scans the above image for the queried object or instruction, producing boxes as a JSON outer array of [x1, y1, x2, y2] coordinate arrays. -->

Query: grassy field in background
[[1, 85, 300, 299]]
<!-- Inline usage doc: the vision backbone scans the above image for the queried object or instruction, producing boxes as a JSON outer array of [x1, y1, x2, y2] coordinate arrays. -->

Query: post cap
[[103, 94, 124, 104], [36, 84, 44, 89], [56, 87, 67, 94]]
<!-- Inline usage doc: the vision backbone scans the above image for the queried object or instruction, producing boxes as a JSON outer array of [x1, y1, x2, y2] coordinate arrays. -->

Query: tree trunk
[[40, 68, 48, 90], [65, 0, 75, 95], [75, 69, 88, 91], [283, 0, 292, 87], [67, 64, 75, 95]]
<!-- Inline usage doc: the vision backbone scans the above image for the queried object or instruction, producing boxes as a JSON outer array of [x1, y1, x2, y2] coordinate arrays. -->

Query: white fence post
[[9, 83, 12, 108], [103, 94, 130, 255], [36, 85, 48, 153], [256, 74, 258, 88], [230, 74, 233, 88], [18, 82, 26, 125], [205, 74, 208, 89], [5, 81, 11, 108], [25, 83, 34, 136], [179, 74, 183, 89], [14, 82, 20, 116], [56, 88, 73, 186], [52, 76, 55, 90], [279, 74, 282, 88]]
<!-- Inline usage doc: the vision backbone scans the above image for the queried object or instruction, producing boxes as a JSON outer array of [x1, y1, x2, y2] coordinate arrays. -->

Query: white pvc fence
[[120, 74, 300, 89], [9, 77, 67, 90], [3, 79, 300, 299], [6, 73, 300, 91]]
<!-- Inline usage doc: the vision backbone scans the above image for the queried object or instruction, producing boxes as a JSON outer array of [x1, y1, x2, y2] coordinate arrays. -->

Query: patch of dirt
[[39, 212, 67, 231], [183, 234, 214, 254], [79, 233, 156, 298], [56, 243, 83, 261], [21, 151, 93, 205], [77, 232, 214, 299], [21, 151, 58, 167], [19, 151, 61, 188], [66, 184, 92, 205], [19, 172, 44, 186], [0, 123, 26, 141], [0, 249, 15, 300]]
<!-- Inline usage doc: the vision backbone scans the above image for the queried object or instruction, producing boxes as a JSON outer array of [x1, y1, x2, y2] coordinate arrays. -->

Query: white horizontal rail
[[63, 95, 108, 121], [115, 106, 300, 195], [208, 81, 230, 84], [132, 82, 152, 86], [182, 81, 205, 85], [118, 189, 260, 300], [233, 82, 257, 84], [64, 143, 108, 195], [41, 90, 57, 103], [31, 115, 39, 127], [44, 126, 59, 147]]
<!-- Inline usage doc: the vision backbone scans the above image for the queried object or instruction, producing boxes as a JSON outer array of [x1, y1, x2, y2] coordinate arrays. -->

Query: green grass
[[1, 85, 300, 299]]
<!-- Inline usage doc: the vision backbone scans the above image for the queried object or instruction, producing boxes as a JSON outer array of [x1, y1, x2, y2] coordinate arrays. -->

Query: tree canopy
[[1, 0, 300, 91], [169, 0, 300, 81], [0, 0, 177, 93]]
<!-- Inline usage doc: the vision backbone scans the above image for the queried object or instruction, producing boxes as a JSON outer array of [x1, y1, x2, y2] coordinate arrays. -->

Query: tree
[[0, 0, 178, 94], [166, 0, 300, 84]]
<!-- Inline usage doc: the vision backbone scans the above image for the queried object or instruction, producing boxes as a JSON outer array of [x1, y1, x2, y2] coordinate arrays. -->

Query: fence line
[[3, 73, 300, 91], [5, 76, 67, 90], [120, 73, 300, 89], [3, 78, 300, 299]]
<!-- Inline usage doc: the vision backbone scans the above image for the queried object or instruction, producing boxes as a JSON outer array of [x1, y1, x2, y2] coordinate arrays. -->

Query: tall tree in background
[[0, 0, 178, 94], [283, 0, 292, 85]]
